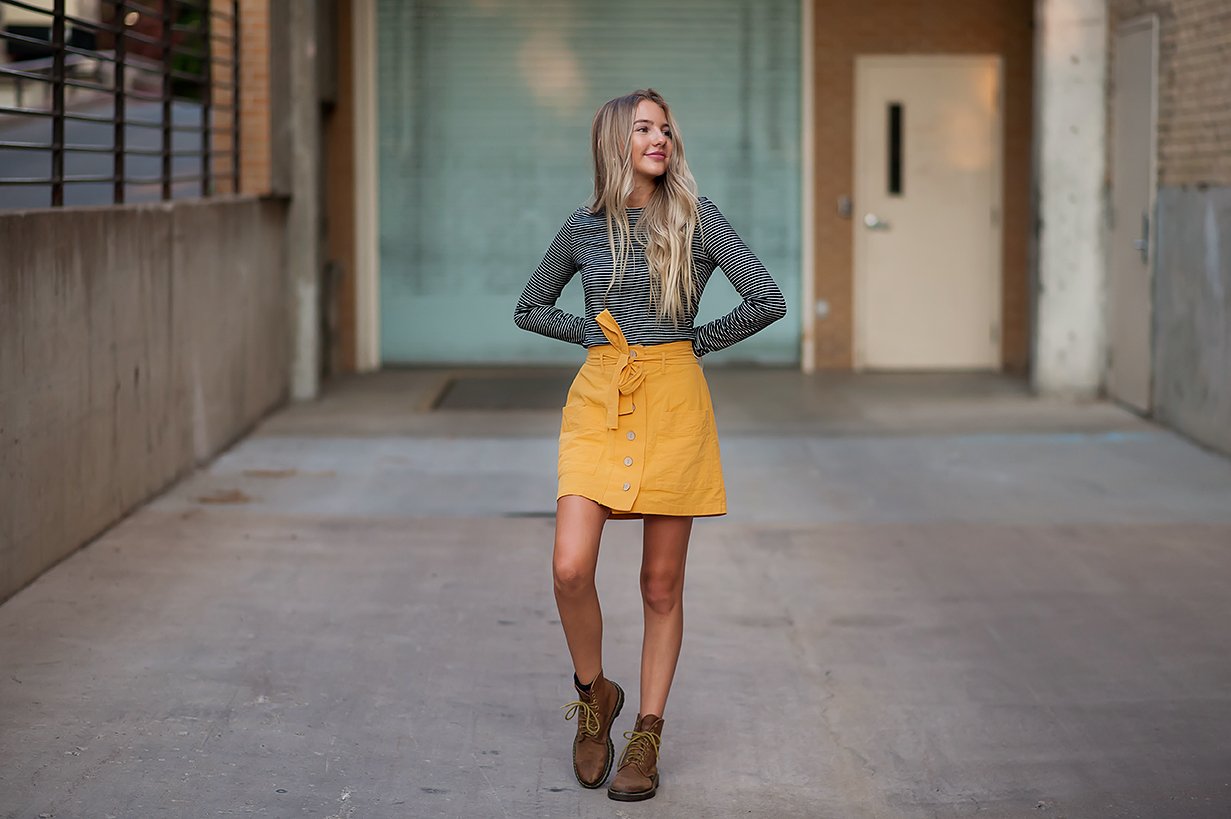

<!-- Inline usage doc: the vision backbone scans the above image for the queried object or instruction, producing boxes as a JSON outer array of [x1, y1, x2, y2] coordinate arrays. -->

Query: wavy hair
[[587, 89, 699, 326]]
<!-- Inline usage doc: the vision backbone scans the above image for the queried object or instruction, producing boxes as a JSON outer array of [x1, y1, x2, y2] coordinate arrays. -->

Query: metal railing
[[0, 0, 240, 208]]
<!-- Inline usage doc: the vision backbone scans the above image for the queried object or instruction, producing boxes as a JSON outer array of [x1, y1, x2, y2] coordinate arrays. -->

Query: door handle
[[863, 213, 891, 231], [1133, 212, 1149, 263]]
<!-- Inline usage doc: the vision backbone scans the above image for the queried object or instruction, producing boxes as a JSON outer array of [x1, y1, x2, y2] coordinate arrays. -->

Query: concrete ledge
[[0, 196, 290, 602]]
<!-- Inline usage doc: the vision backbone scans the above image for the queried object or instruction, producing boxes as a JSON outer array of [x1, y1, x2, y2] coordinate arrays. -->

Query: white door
[[853, 56, 1003, 370], [1107, 17, 1158, 412]]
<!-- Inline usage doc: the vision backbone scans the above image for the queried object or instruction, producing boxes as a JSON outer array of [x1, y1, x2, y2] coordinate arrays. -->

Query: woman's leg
[[553, 494, 611, 684], [637, 514, 693, 716]]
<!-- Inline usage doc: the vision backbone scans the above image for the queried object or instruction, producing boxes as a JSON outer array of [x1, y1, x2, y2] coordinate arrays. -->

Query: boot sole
[[607, 773, 659, 801], [573, 680, 625, 789]]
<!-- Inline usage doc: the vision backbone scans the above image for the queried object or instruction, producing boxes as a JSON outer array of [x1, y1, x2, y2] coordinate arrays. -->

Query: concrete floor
[[2, 370, 1230, 818]]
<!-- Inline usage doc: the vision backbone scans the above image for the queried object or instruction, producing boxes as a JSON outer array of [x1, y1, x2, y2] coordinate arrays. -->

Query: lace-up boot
[[560, 671, 625, 788], [607, 713, 664, 801]]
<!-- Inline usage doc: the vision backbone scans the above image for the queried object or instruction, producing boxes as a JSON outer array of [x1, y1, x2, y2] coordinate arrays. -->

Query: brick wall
[[238, 0, 272, 194], [1108, 0, 1231, 186], [811, 0, 1034, 371], [208, 0, 239, 194]]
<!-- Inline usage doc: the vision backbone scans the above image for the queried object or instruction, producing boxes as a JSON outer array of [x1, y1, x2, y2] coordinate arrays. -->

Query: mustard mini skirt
[[557, 309, 726, 519]]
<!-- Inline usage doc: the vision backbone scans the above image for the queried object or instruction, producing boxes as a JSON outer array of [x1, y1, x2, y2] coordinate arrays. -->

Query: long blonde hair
[[588, 89, 699, 326]]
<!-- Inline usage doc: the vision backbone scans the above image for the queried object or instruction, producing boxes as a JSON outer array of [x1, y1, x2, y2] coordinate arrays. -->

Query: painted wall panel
[[376, 0, 800, 364]]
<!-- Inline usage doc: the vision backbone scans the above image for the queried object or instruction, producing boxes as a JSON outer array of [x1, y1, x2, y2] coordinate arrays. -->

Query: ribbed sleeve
[[513, 211, 588, 344], [691, 198, 787, 356]]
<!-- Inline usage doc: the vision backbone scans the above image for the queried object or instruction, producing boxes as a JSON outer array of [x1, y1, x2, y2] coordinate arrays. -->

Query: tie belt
[[590, 308, 697, 430]]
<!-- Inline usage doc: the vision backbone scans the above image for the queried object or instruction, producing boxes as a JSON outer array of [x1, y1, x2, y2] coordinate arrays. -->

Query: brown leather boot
[[607, 713, 664, 801], [561, 671, 624, 788]]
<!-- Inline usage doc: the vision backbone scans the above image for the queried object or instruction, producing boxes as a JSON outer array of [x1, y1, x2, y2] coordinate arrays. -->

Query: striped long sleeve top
[[514, 197, 787, 356]]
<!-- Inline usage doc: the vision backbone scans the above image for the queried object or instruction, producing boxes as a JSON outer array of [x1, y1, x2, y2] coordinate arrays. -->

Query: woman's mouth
[[646, 152, 666, 160]]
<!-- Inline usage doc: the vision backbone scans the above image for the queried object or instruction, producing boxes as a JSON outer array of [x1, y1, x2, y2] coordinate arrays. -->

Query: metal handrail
[[0, 0, 241, 206], [0, 171, 237, 185]]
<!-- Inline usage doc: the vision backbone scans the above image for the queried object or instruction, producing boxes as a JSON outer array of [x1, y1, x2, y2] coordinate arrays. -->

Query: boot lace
[[618, 728, 661, 771], [561, 699, 601, 737]]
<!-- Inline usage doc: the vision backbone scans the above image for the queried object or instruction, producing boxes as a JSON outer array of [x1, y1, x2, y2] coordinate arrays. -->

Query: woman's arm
[[514, 211, 588, 344], [692, 198, 788, 356]]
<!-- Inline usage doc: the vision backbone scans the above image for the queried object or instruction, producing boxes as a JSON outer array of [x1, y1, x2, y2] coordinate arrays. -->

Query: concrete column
[[1032, 0, 1108, 397], [273, 0, 323, 401], [352, 0, 381, 372]]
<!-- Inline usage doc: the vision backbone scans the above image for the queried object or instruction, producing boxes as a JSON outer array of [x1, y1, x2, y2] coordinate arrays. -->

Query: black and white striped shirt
[[514, 197, 787, 356]]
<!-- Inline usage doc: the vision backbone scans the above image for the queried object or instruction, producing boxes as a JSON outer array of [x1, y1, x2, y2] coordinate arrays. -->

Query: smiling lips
[[646, 152, 666, 160]]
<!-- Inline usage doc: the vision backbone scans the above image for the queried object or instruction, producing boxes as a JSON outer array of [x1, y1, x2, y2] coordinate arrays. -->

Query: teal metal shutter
[[376, 0, 800, 364]]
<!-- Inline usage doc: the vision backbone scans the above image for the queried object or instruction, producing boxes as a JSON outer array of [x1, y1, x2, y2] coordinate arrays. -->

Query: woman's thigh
[[554, 495, 611, 576], [640, 515, 693, 584]]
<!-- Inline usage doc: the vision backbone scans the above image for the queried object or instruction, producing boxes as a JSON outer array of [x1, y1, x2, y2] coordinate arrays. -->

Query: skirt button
[[624, 457, 633, 466], [626, 431, 636, 441], [622, 482, 631, 491]]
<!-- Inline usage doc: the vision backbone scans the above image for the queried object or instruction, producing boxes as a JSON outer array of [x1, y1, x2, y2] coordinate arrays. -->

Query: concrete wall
[[1153, 188, 1231, 455], [325, 0, 359, 377], [0, 197, 290, 603]]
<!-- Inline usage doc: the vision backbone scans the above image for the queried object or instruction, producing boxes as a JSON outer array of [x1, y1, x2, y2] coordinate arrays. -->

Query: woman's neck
[[626, 179, 657, 209]]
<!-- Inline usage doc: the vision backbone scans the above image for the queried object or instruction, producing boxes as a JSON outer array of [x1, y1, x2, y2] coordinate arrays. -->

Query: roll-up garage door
[[376, 0, 800, 365]]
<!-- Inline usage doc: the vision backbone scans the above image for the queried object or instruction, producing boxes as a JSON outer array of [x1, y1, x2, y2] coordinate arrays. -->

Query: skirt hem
[[556, 490, 727, 520]]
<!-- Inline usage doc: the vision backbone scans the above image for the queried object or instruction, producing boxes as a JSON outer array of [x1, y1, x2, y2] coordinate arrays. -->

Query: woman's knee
[[553, 556, 596, 597], [640, 569, 682, 615]]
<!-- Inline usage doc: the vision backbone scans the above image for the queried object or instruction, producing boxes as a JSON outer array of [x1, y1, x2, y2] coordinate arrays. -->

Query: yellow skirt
[[557, 309, 726, 519]]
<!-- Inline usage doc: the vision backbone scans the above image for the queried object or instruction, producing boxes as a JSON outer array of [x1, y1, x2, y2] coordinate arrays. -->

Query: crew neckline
[[626, 195, 707, 211]]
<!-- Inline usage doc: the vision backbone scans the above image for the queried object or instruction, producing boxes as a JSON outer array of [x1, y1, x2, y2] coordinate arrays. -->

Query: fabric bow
[[596, 308, 646, 430]]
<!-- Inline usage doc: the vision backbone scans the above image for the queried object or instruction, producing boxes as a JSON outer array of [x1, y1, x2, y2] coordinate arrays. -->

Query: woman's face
[[630, 99, 673, 184]]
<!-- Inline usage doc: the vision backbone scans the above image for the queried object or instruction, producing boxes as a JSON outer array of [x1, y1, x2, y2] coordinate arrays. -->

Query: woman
[[513, 89, 786, 801]]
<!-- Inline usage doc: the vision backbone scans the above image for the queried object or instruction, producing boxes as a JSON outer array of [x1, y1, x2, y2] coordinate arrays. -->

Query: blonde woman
[[514, 89, 786, 801]]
